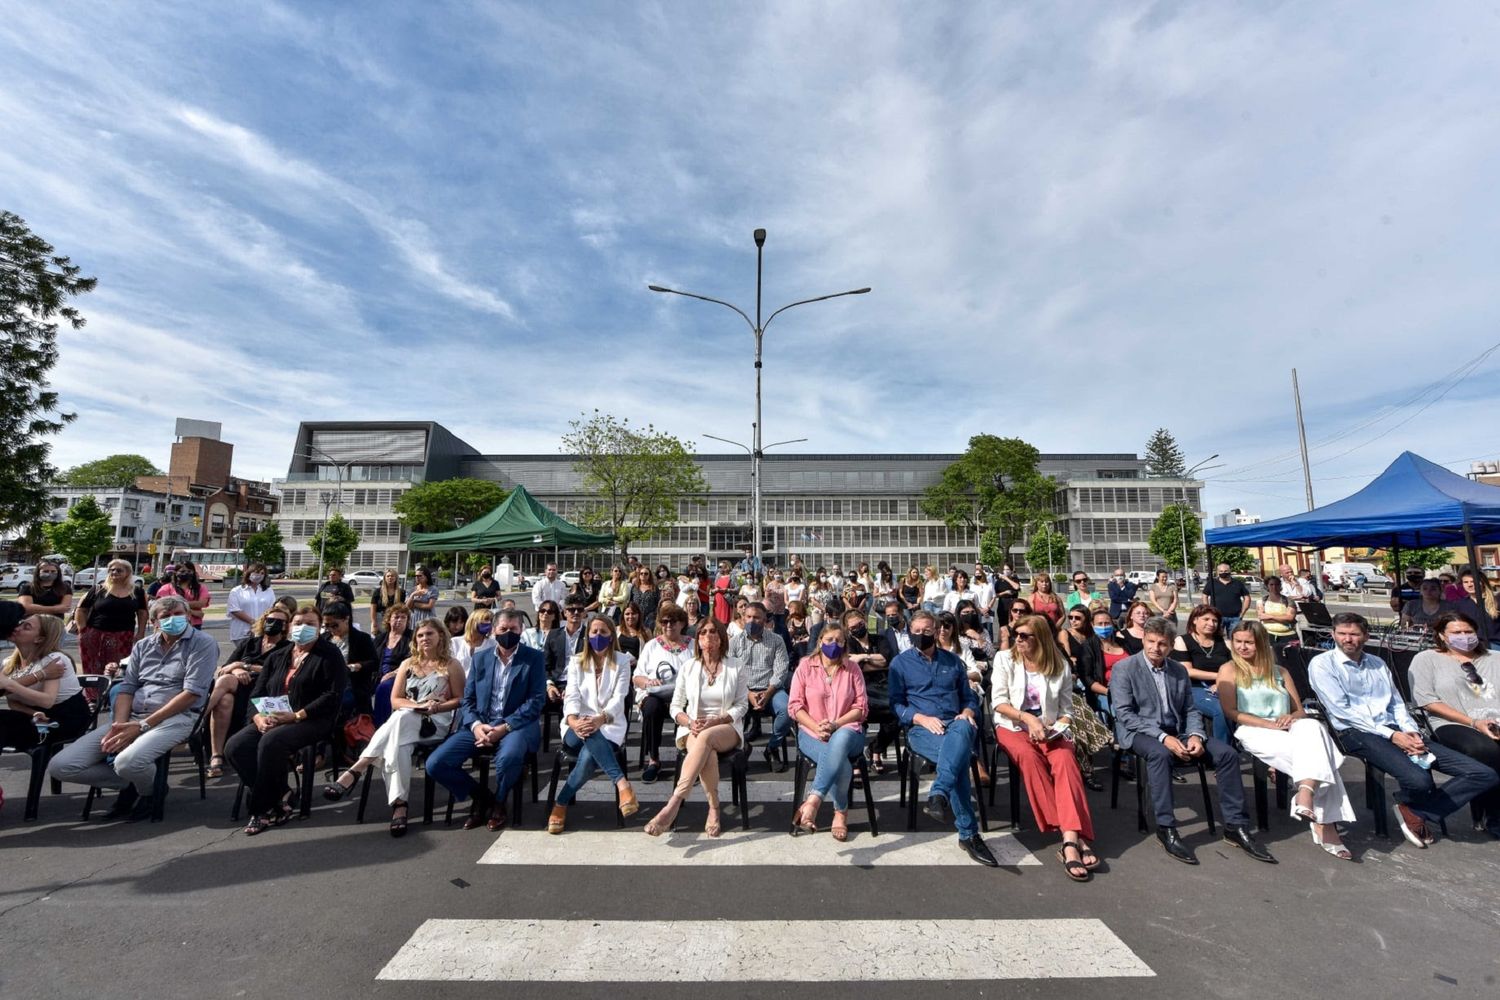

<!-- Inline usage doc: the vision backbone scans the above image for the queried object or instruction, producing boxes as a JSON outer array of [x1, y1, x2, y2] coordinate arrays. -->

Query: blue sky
[[4, 1, 1499, 519]]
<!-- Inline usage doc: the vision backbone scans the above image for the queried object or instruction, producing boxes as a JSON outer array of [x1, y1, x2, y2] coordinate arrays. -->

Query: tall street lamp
[[704, 430, 808, 563], [1178, 455, 1222, 605], [650, 229, 869, 572]]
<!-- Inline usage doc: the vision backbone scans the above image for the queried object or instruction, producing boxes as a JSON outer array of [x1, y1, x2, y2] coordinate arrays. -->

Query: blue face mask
[[588, 634, 613, 653], [290, 623, 319, 645], [746, 620, 764, 638], [820, 641, 845, 660], [476, 622, 493, 636], [158, 615, 189, 637], [1094, 625, 1115, 638]]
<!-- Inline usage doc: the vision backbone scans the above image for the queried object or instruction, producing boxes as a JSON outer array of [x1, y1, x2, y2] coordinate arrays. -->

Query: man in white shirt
[[827, 565, 845, 591], [531, 563, 570, 609]]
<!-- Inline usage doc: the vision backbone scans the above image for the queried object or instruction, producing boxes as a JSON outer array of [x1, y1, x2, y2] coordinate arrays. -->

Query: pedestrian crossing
[[376, 918, 1155, 982]]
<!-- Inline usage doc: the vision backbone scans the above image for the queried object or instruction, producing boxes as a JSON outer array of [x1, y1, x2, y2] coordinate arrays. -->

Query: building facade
[[46, 486, 205, 562], [135, 421, 278, 551], [274, 422, 1205, 576]]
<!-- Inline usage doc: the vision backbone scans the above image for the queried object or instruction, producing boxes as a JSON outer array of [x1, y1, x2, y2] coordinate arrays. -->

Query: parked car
[[561, 570, 581, 588], [1, 565, 35, 592], [343, 570, 384, 593], [1322, 562, 1390, 590], [73, 567, 146, 589], [1125, 570, 1159, 587]]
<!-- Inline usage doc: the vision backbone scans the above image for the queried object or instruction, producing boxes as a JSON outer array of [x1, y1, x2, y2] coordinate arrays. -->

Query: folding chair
[[788, 740, 879, 837], [545, 740, 631, 826], [898, 727, 989, 833]]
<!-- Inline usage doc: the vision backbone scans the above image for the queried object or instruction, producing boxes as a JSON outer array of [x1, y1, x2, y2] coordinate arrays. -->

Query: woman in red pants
[[993, 614, 1099, 882]]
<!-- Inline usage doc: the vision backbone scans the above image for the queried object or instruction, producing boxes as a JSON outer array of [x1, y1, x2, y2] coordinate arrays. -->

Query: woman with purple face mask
[[788, 622, 870, 841], [449, 608, 495, 678], [548, 614, 639, 833]]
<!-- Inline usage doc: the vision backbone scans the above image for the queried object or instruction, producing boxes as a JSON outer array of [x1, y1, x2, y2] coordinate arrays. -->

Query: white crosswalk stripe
[[477, 828, 1041, 866], [377, 918, 1155, 981]]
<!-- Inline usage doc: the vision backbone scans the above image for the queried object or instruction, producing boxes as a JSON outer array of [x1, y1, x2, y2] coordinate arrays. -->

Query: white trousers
[[1235, 718, 1355, 824], [362, 708, 451, 806]]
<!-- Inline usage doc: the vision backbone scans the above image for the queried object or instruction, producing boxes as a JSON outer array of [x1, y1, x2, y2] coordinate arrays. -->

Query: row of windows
[[548, 497, 927, 523], [280, 488, 404, 509], [283, 518, 404, 540], [286, 547, 406, 570], [1072, 518, 1157, 543], [1068, 487, 1200, 513]]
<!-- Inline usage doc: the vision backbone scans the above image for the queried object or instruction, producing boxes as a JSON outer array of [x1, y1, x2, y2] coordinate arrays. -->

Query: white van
[[1125, 570, 1160, 587], [1322, 562, 1390, 589]]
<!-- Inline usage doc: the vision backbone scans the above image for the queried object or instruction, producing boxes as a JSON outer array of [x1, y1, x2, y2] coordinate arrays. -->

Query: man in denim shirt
[[889, 610, 996, 866], [50, 595, 217, 821]]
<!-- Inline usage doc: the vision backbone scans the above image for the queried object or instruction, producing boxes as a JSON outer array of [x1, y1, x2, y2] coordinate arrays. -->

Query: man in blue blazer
[[427, 609, 546, 831], [1109, 616, 1274, 865]]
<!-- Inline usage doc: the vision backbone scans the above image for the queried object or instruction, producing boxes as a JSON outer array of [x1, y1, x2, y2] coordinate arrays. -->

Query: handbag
[[418, 714, 437, 739], [343, 713, 375, 747]]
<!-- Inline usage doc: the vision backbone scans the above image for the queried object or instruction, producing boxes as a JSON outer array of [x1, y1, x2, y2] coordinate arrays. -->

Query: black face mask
[[849, 624, 867, 638], [910, 631, 936, 651], [960, 614, 980, 629], [494, 630, 521, 650], [263, 619, 286, 636], [886, 615, 903, 630]]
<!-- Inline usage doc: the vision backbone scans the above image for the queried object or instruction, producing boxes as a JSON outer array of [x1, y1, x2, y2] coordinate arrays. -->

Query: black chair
[[545, 740, 631, 826], [6, 675, 112, 822], [82, 707, 209, 823], [354, 739, 445, 825], [897, 727, 990, 833], [788, 741, 879, 837], [540, 701, 564, 752], [984, 741, 1025, 831], [724, 742, 753, 830], [1249, 757, 1289, 832], [443, 746, 540, 827], [1109, 750, 1216, 835], [231, 740, 319, 822]]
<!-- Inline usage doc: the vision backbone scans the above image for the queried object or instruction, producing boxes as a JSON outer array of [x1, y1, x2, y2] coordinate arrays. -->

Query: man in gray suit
[[1109, 616, 1275, 865]]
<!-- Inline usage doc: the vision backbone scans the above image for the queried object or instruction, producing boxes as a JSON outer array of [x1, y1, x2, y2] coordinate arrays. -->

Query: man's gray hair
[[150, 595, 190, 618], [496, 608, 522, 625], [1142, 615, 1177, 639]]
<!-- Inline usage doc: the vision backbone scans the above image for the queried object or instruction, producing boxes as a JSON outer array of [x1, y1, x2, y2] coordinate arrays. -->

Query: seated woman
[[634, 603, 694, 783], [1089, 608, 1129, 715], [1408, 610, 1500, 838], [203, 605, 292, 778], [788, 621, 869, 841], [1258, 576, 1298, 648], [1401, 579, 1452, 629], [616, 602, 647, 663], [0, 614, 90, 751], [785, 600, 809, 659], [548, 614, 638, 833], [644, 617, 749, 838], [1116, 601, 1150, 656], [370, 607, 413, 726], [323, 618, 465, 835], [522, 600, 561, 651], [1171, 605, 1231, 742], [993, 614, 1099, 881], [226, 603, 349, 836], [1217, 620, 1355, 860], [995, 599, 1031, 652], [449, 608, 495, 677]]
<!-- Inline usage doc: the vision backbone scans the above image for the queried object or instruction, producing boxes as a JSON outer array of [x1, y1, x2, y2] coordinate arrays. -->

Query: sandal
[[792, 798, 818, 836], [206, 755, 225, 779], [868, 753, 887, 776], [243, 814, 271, 836], [705, 804, 722, 838], [1311, 827, 1354, 861], [268, 791, 296, 826], [1078, 842, 1101, 870], [390, 802, 409, 838], [1056, 841, 1091, 882], [322, 771, 357, 802], [831, 811, 849, 842], [1291, 785, 1316, 822]]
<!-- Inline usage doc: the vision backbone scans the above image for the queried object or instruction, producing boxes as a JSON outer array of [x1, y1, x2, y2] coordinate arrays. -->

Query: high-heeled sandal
[[1291, 785, 1316, 822], [831, 811, 849, 842], [322, 771, 358, 802], [389, 802, 409, 838], [644, 799, 680, 837], [1311, 827, 1354, 861], [705, 805, 722, 838], [206, 755, 225, 779], [792, 799, 818, 836]]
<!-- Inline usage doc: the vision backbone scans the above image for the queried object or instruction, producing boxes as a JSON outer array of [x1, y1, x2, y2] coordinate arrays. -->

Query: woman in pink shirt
[[788, 622, 869, 841]]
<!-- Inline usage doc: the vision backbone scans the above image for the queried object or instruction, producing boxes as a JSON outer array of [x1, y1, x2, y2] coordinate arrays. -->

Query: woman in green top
[[1217, 621, 1355, 860]]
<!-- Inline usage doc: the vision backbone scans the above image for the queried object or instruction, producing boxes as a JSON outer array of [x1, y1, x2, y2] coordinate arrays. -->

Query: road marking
[[377, 918, 1153, 981], [476, 828, 1039, 866]]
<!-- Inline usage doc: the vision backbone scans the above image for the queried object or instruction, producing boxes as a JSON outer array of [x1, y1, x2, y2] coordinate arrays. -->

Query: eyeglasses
[[1014, 632, 1036, 642], [564, 609, 582, 616]]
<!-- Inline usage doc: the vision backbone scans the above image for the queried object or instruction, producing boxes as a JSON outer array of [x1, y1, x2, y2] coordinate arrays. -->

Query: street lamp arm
[[762, 288, 872, 333], [647, 285, 757, 335], [762, 437, 808, 452], [702, 433, 752, 455]]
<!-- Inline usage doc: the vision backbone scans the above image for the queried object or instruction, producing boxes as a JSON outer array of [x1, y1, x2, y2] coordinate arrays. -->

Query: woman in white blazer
[[993, 614, 1099, 882], [644, 617, 749, 838], [547, 614, 639, 833]]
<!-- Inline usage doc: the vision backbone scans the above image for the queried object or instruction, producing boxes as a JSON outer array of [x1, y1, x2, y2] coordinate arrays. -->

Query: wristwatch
[[138, 719, 153, 733]]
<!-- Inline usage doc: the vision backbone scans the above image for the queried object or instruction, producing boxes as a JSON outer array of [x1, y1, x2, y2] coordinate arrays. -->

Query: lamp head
[[647, 285, 670, 293], [753, 229, 766, 247]]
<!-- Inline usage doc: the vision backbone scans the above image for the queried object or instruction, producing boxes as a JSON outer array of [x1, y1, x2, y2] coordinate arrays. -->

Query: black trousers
[[0, 693, 90, 749], [1131, 731, 1249, 829], [639, 693, 671, 760], [225, 717, 324, 815], [1430, 724, 1500, 832]]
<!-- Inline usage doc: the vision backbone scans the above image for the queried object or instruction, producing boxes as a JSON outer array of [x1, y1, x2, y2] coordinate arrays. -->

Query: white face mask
[[249, 573, 265, 584]]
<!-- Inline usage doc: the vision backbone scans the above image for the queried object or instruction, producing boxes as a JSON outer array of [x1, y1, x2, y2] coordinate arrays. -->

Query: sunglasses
[[1014, 632, 1036, 641]]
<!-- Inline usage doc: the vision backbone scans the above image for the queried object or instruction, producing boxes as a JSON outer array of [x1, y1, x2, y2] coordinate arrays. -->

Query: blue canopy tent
[[1206, 451, 1500, 633]]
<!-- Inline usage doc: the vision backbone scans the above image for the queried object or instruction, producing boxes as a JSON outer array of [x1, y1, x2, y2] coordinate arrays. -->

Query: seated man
[[1309, 612, 1499, 848], [426, 609, 546, 831], [889, 610, 995, 866], [1109, 615, 1275, 865], [48, 595, 217, 821], [544, 597, 588, 703], [729, 602, 791, 771]]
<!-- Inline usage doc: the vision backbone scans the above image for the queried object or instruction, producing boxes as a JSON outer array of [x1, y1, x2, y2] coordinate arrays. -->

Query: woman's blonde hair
[[1015, 614, 1069, 679], [574, 613, 619, 667], [464, 608, 494, 645], [409, 618, 457, 668], [1228, 620, 1281, 690], [4, 615, 68, 675]]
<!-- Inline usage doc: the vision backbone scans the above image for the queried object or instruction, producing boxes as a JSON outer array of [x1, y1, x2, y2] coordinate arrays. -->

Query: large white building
[[273, 422, 1206, 576], [46, 486, 205, 561]]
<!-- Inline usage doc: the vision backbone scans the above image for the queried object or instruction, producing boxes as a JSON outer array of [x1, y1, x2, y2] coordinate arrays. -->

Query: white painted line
[[476, 828, 1039, 866], [377, 918, 1153, 981]]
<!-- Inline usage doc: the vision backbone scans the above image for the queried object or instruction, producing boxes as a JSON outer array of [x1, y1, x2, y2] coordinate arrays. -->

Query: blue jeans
[[426, 723, 540, 803], [797, 726, 865, 812], [556, 729, 625, 805], [1192, 685, 1229, 742], [905, 717, 978, 840], [1220, 616, 1242, 636], [1338, 727, 1500, 825], [751, 689, 792, 751]]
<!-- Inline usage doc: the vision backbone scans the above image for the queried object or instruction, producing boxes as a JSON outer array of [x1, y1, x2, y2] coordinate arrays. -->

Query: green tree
[[43, 494, 114, 570], [60, 453, 163, 487], [1, 211, 96, 535], [1378, 545, 1454, 576], [243, 521, 286, 568], [1143, 428, 1186, 478], [1216, 545, 1258, 575], [561, 410, 707, 557], [978, 527, 1005, 567], [393, 478, 508, 535], [307, 513, 360, 571], [921, 435, 1057, 563], [1025, 526, 1069, 575], [1149, 503, 1202, 570]]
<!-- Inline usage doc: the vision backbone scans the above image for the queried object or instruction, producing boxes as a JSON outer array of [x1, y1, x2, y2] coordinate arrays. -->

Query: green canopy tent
[[405, 485, 614, 578]]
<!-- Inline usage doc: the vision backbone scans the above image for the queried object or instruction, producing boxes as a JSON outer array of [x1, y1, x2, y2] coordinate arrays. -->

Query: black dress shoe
[[100, 786, 140, 820], [642, 761, 660, 783], [924, 794, 954, 825], [125, 794, 158, 822], [1156, 826, 1199, 864], [960, 835, 1000, 867], [462, 788, 494, 831], [1224, 825, 1277, 863]]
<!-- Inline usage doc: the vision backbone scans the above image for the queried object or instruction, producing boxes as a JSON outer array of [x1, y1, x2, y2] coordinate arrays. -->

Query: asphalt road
[[2, 591, 1496, 999]]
